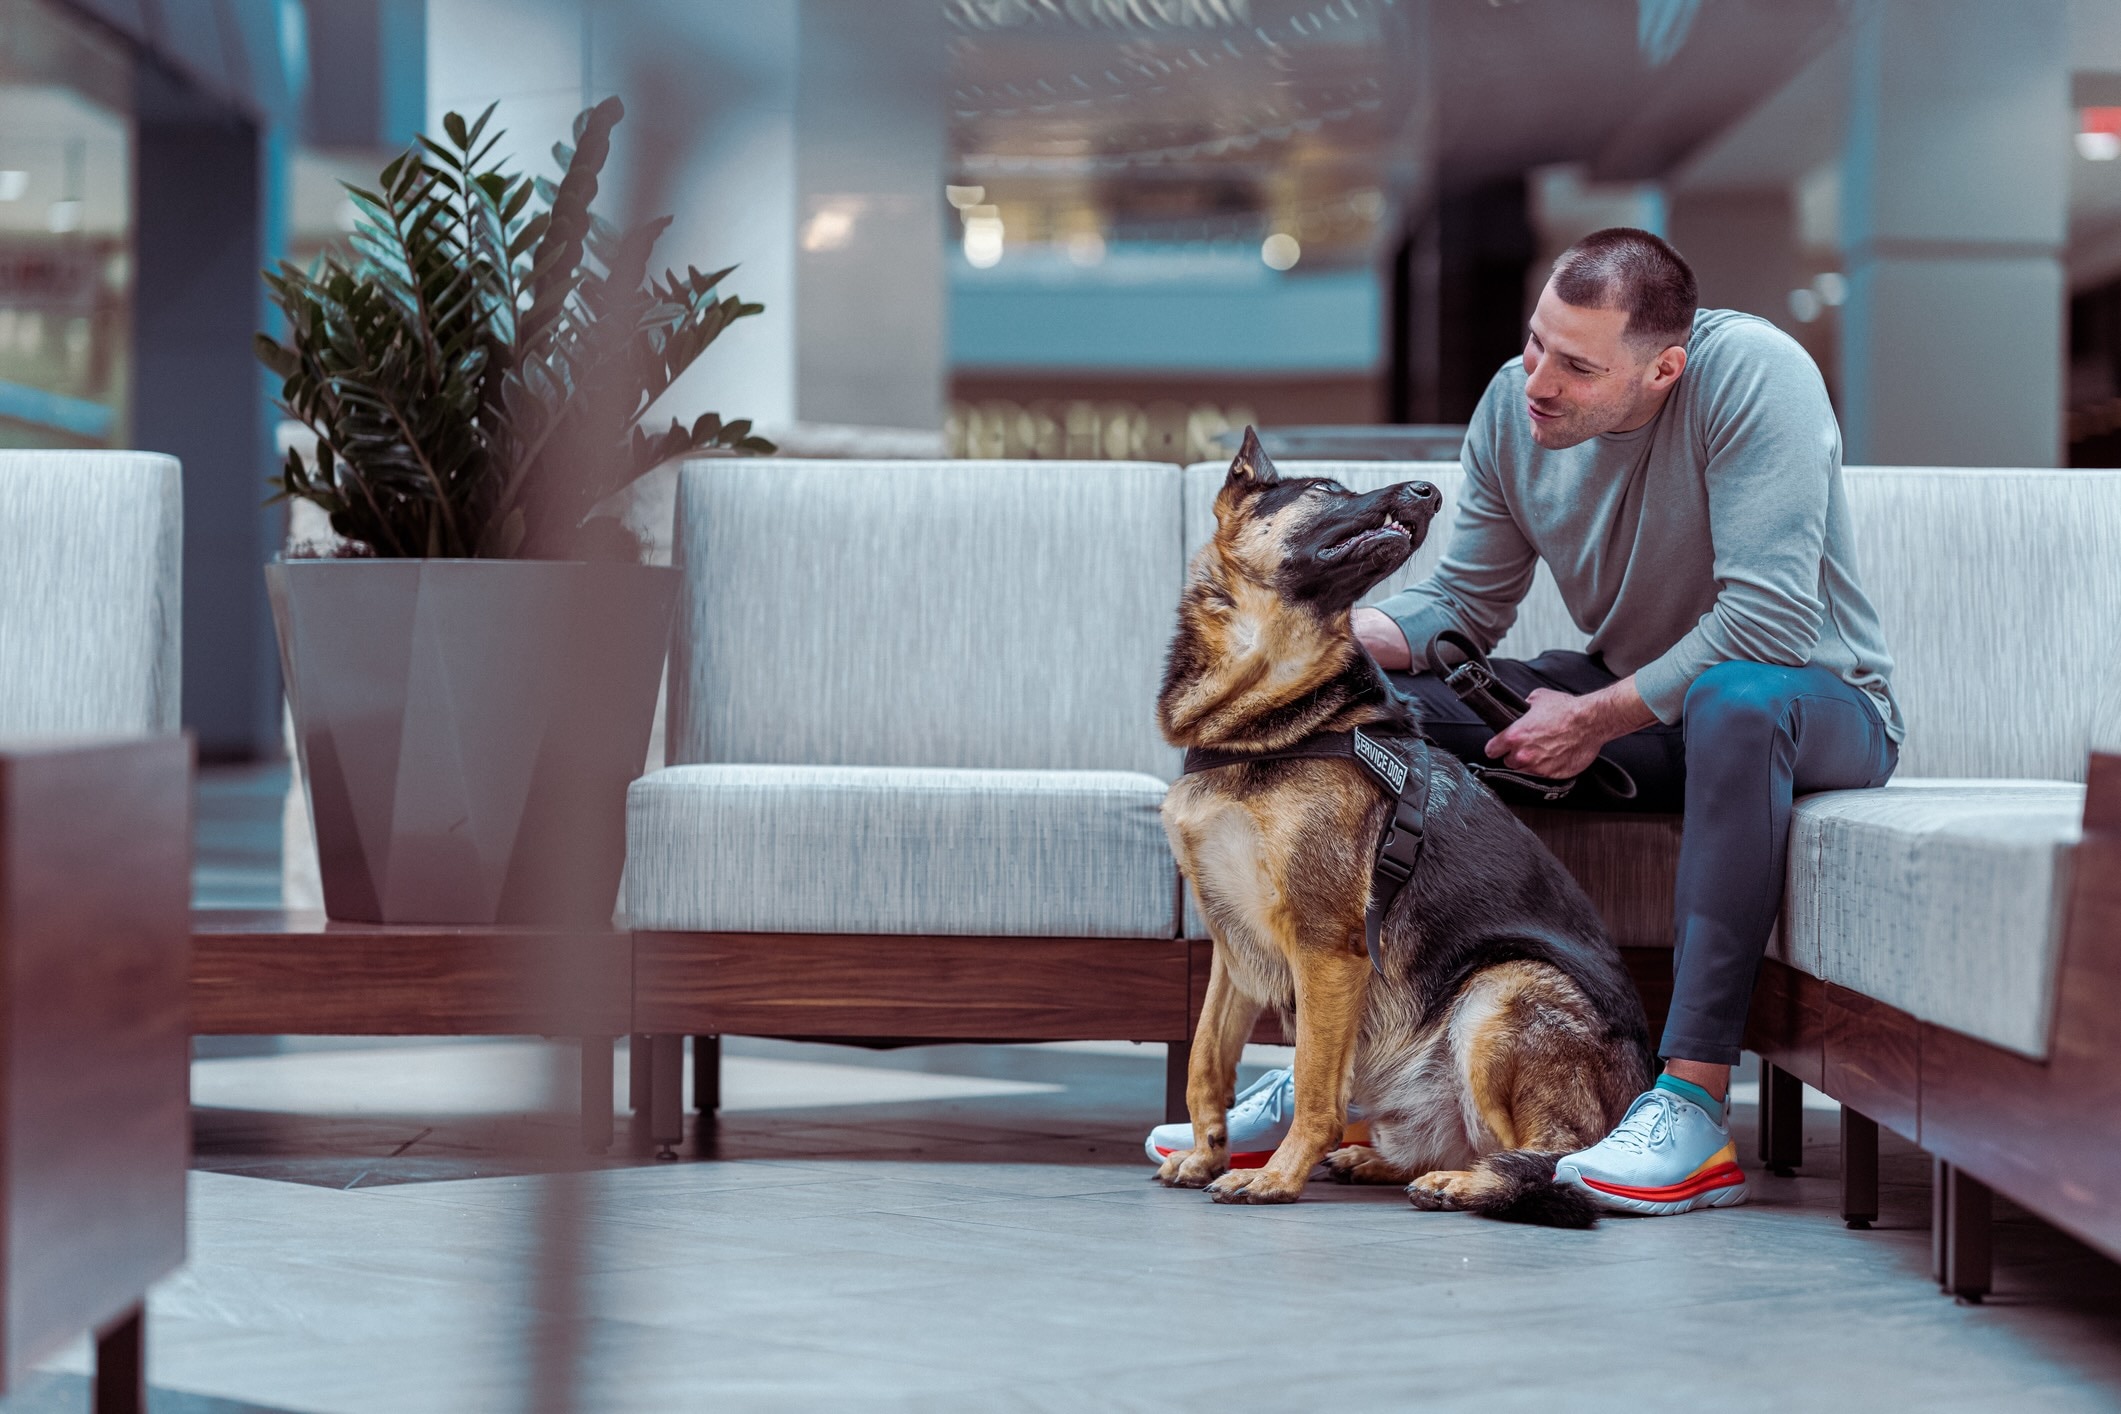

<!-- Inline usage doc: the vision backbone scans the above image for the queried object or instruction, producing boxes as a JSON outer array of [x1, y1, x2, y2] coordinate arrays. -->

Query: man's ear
[[1224, 426, 1280, 490], [1649, 343, 1688, 392]]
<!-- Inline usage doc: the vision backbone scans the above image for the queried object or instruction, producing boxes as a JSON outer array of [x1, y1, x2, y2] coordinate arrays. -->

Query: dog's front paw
[[1206, 1168, 1305, 1205], [1158, 1147, 1226, 1188]]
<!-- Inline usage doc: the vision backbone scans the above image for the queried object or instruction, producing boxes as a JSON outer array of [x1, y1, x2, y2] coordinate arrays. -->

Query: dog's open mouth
[[1320, 518, 1412, 561]]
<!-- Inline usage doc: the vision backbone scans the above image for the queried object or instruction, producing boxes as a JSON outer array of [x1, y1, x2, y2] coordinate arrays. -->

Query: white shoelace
[[1228, 1069, 1292, 1125], [1602, 1091, 1681, 1154]]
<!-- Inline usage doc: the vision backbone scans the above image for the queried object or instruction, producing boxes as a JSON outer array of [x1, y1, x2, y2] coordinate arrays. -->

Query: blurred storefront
[[0, 0, 131, 451]]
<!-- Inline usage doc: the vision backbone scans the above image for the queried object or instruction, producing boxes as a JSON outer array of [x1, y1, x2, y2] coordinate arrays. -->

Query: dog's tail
[[1411, 1150, 1600, 1229]]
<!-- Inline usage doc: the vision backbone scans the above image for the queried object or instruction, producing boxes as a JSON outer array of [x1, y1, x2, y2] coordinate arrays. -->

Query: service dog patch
[[1352, 726, 1408, 794]]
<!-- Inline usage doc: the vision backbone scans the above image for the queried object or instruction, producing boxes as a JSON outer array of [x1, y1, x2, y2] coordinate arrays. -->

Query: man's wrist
[[1572, 676, 1654, 746]]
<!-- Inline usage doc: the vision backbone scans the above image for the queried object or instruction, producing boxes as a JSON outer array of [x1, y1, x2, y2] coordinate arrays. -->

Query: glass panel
[[0, 0, 133, 448]]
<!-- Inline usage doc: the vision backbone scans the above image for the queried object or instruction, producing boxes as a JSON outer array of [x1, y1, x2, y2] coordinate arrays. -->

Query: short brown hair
[[1551, 227, 1697, 347]]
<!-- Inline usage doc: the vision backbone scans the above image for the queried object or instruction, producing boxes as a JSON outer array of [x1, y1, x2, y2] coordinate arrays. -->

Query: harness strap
[[1180, 725, 1430, 976]]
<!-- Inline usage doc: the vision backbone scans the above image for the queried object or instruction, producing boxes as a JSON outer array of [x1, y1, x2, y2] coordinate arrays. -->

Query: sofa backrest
[[1183, 460, 2121, 782], [0, 451, 182, 736], [1841, 467, 2121, 781], [671, 459, 1184, 778]]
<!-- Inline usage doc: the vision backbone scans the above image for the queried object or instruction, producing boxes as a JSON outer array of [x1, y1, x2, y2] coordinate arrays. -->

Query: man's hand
[[1351, 606, 1411, 671], [1486, 676, 1655, 779]]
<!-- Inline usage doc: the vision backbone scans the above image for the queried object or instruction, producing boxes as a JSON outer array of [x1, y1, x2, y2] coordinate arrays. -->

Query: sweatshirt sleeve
[[1631, 327, 1838, 722], [1375, 375, 1539, 670]]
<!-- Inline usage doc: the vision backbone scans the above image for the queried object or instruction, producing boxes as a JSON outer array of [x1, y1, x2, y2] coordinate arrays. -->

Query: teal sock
[[1655, 1073, 1726, 1124]]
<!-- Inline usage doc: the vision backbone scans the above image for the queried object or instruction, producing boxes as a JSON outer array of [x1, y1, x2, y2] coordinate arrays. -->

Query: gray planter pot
[[267, 559, 677, 925]]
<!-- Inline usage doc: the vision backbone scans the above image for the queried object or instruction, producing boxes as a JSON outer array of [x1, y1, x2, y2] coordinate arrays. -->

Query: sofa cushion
[[0, 451, 182, 735], [1777, 780, 2085, 1058], [626, 764, 1179, 937], [670, 459, 1183, 779]]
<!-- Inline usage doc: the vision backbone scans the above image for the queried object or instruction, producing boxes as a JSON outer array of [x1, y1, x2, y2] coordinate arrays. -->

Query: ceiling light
[[1066, 230, 1106, 267], [0, 171, 26, 202], [46, 199, 82, 234], [945, 185, 986, 209], [963, 213, 1004, 269], [1813, 271, 1848, 306], [1788, 287, 1821, 324], [1261, 232, 1300, 271], [801, 199, 864, 253]]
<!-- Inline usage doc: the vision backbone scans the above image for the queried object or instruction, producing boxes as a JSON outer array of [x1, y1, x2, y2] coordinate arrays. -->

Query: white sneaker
[[1554, 1085, 1749, 1216], [1142, 1068, 1368, 1169]]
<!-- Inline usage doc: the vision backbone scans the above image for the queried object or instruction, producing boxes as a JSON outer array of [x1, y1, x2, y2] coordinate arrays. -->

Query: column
[[427, 0, 946, 438], [133, 74, 287, 760], [1838, 0, 2070, 467]]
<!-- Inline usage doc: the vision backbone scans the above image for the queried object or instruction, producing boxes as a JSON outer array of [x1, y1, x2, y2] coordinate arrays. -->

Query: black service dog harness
[[1180, 726, 1431, 977]]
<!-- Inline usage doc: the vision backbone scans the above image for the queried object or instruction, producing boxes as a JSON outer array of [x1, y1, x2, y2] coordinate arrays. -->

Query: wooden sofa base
[[1744, 755, 2121, 1273], [190, 910, 634, 1150], [634, 931, 1207, 1133]]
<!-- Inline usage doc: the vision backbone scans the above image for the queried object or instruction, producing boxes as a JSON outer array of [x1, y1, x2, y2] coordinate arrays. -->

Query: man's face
[[1519, 280, 1680, 450]]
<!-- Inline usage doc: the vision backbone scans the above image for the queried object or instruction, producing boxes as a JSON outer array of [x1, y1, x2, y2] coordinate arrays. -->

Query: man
[[1145, 227, 1901, 1216]]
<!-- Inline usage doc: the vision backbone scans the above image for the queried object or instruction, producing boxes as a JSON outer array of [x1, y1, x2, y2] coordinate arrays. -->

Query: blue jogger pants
[[1391, 654, 1897, 1064]]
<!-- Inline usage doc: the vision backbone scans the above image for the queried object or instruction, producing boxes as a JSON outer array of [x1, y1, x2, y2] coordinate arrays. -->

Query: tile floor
[[2, 769, 2113, 1412]]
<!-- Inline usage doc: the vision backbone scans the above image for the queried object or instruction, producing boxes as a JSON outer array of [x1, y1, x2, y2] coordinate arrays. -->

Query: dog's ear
[[1224, 426, 1280, 491]]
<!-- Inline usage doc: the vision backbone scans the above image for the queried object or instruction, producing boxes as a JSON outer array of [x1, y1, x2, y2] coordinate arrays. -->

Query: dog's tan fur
[[1154, 436, 1651, 1219]]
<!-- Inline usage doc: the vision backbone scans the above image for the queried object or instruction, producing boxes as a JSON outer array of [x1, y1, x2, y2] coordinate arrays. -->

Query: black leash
[[1180, 725, 1431, 976], [1427, 630, 1638, 804]]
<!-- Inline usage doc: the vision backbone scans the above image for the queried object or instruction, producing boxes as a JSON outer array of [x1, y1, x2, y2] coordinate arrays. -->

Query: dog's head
[[1208, 427, 1441, 616]]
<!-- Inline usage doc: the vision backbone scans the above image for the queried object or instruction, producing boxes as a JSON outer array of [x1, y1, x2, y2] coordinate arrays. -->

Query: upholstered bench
[[626, 451, 2121, 1288], [622, 459, 1204, 1111], [0, 451, 182, 738]]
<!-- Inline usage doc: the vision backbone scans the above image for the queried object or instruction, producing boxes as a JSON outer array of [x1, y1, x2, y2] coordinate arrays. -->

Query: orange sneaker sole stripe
[[1580, 1161, 1747, 1203]]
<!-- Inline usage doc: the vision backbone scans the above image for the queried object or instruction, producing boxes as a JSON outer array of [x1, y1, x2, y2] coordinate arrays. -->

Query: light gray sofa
[[624, 456, 2121, 1282], [0, 451, 184, 736]]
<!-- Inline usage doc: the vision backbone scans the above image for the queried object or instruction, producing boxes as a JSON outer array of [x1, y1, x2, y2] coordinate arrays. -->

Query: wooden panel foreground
[[0, 737, 190, 1404]]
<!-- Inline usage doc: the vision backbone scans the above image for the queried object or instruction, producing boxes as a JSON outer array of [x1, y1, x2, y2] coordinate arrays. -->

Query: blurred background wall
[[2, 0, 2118, 758]]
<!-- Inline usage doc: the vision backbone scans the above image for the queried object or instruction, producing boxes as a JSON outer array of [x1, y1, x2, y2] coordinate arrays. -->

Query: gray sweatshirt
[[1378, 308, 1903, 740]]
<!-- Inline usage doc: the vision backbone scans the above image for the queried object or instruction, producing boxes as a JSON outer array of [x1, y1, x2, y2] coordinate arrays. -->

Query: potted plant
[[256, 99, 771, 925]]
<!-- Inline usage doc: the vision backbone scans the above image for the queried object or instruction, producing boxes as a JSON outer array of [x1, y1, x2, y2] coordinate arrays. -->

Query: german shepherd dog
[[1156, 431, 1653, 1226]]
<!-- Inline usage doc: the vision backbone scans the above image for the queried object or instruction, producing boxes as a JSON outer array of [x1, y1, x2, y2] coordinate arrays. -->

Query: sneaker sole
[[1563, 1162, 1750, 1216]]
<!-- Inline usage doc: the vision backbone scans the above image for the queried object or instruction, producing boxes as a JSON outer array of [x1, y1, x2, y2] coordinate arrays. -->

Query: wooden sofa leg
[[1759, 1061, 1803, 1175], [693, 1034, 721, 1114], [1164, 1042, 1188, 1124], [1932, 1158, 1993, 1303], [1840, 1108, 1878, 1229], [649, 1034, 685, 1159], [94, 1301, 145, 1414], [628, 1032, 651, 1113], [580, 1036, 615, 1154]]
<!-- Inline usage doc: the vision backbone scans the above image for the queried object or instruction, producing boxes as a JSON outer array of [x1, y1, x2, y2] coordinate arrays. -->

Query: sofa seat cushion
[[1778, 779, 2085, 1058], [626, 765, 1179, 938]]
